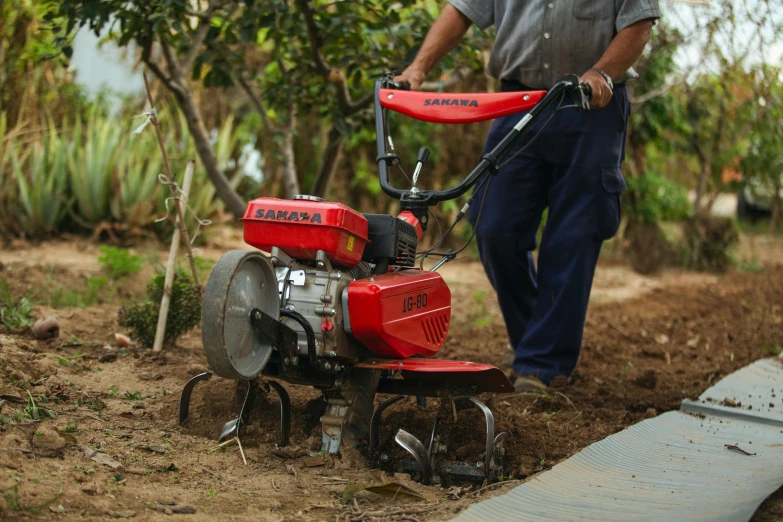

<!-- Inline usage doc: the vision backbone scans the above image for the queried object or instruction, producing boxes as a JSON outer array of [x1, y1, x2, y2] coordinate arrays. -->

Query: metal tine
[[452, 397, 496, 482], [427, 416, 440, 461], [395, 429, 434, 486], [267, 381, 291, 447], [179, 372, 212, 426], [219, 379, 258, 443], [369, 395, 405, 465]]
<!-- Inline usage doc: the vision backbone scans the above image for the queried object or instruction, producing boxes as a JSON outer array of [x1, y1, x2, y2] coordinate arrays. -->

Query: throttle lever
[[410, 147, 430, 197], [572, 83, 592, 112]]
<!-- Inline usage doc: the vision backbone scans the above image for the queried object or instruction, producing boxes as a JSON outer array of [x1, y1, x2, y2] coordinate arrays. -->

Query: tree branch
[[295, 0, 366, 114], [181, 2, 218, 73], [237, 75, 287, 133]]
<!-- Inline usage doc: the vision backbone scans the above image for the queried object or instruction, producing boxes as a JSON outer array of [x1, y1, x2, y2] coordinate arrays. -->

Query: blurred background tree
[[0, 0, 781, 274]]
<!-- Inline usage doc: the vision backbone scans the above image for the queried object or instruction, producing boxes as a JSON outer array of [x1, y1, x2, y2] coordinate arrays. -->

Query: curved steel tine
[[493, 432, 508, 472], [369, 395, 405, 465], [219, 380, 257, 442], [467, 397, 495, 483], [395, 429, 433, 486], [427, 416, 440, 461], [267, 381, 291, 447], [179, 372, 212, 426]]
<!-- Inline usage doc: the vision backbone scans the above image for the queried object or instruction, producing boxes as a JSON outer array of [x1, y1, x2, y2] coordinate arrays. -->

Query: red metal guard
[[379, 88, 546, 124], [355, 358, 514, 393]]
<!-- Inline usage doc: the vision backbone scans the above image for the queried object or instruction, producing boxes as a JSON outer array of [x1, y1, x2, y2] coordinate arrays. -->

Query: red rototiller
[[179, 74, 591, 485]]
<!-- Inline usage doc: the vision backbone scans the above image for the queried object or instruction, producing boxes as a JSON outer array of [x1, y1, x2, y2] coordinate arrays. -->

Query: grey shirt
[[448, 0, 660, 89]]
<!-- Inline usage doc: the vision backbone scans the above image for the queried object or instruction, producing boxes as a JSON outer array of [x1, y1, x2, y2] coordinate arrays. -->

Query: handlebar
[[375, 74, 590, 204]]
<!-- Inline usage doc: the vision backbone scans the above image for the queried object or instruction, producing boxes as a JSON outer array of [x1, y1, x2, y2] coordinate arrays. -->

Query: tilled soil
[[0, 243, 782, 521]]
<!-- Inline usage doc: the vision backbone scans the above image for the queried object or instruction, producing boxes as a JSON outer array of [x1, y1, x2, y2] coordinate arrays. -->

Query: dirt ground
[[0, 236, 782, 521]]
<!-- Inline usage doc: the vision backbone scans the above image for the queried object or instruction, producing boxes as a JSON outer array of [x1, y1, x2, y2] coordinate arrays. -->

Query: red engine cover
[[347, 271, 451, 358], [241, 198, 369, 267]]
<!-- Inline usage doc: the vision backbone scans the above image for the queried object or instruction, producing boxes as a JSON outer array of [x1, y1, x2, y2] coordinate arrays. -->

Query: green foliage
[[0, 279, 34, 333], [98, 246, 143, 280], [24, 392, 56, 421], [624, 172, 692, 224], [9, 123, 71, 237], [0, 103, 244, 240], [118, 270, 202, 348]]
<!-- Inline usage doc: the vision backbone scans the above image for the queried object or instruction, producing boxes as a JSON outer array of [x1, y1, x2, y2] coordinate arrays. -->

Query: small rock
[[32, 316, 60, 340], [112, 510, 137, 518], [114, 333, 132, 346], [139, 372, 164, 381], [723, 397, 741, 408], [644, 408, 658, 419], [98, 353, 117, 363], [654, 333, 669, 345]]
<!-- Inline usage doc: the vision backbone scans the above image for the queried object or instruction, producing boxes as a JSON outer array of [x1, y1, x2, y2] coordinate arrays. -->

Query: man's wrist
[[589, 67, 613, 91]]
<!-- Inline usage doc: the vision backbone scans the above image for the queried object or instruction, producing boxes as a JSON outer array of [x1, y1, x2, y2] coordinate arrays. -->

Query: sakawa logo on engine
[[253, 209, 322, 223], [423, 98, 479, 107]]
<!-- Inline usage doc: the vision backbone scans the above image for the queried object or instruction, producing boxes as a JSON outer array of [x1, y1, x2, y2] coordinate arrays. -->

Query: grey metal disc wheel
[[202, 250, 279, 380]]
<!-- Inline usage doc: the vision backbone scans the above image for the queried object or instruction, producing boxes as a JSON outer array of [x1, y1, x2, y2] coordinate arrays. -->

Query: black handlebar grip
[[581, 83, 592, 99], [417, 147, 430, 164]]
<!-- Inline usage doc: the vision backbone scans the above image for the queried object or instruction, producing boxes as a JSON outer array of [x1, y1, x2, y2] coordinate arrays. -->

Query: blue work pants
[[468, 86, 630, 384]]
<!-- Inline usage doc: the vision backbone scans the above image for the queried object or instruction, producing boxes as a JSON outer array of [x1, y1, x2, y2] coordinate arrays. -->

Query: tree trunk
[[281, 111, 300, 199], [693, 163, 711, 215], [769, 177, 781, 234], [173, 88, 246, 217], [310, 126, 344, 198]]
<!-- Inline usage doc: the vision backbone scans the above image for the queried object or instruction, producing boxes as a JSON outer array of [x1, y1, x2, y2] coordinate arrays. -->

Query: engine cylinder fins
[[202, 250, 279, 380]]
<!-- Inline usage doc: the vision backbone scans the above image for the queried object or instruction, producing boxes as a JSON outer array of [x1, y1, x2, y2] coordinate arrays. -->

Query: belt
[[500, 79, 626, 92]]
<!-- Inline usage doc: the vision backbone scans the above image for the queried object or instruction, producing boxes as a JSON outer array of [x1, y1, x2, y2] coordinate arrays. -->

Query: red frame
[[379, 88, 546, 124], [355, 358, 514, 393]]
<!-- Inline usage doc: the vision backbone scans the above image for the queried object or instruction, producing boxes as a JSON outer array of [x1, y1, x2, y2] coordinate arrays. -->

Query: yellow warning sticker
[[347, 235, 355, 252]]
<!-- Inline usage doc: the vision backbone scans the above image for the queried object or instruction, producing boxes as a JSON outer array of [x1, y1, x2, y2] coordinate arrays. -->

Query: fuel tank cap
[[293, 194, 325, 202]]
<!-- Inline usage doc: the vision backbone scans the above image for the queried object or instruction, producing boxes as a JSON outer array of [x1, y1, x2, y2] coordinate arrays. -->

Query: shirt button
[[544, 32, 550, 39], [544, 63, 550, 69]]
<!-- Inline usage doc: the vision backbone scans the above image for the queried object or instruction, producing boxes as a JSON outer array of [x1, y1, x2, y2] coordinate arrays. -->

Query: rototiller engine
[[179, 74, 591, 485]]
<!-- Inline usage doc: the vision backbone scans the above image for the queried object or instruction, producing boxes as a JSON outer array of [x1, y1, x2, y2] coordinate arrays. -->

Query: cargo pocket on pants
[[597, 165, 627, 240]]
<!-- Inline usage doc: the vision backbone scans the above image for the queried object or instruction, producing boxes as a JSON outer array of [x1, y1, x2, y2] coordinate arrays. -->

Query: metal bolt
[[324, 362, 332, 370], [285, 304, 296, 311], [329, 350, 337, 357], [380, 453, 390, 463], [334, 364, 342, 372], [523, 94, 530, 101]]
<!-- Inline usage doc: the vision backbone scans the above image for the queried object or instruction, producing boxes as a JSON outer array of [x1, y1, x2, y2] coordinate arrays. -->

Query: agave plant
[[10, 121, 71, 236], [67, 107, 123, 227], [110, 129, 164, 232], [0, 113, 17, 236]]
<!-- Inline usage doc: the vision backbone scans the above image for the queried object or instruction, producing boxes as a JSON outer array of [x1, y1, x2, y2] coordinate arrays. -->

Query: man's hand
[[394, 67, 426, 91], [579, 69, 612, 109]]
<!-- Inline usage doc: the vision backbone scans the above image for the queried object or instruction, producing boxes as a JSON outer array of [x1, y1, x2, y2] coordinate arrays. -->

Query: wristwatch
[[590, 68, 613, 91]]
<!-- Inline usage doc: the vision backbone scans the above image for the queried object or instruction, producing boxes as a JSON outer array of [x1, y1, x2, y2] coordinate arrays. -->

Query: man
[[396, 1, 659, 391]]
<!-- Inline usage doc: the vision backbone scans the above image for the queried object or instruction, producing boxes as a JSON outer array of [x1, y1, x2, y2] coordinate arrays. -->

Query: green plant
[[0, 278, 33, 333], [624, 172, 692, 225], [9, 122, 71, 236], [98, 246, 143, 280], [24, 392, 55, 421], [67, 107, 123, 226], [123, 391, 144, 401], [117, 270, 202, 348]]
